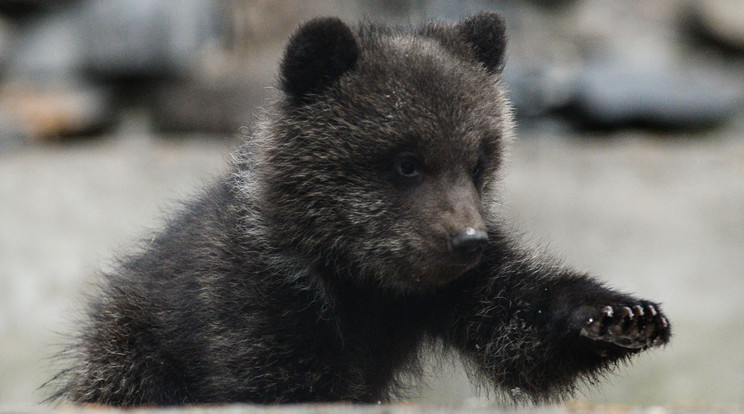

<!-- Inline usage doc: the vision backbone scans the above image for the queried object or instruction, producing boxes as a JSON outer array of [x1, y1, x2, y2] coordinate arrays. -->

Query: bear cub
[[51, 13, 671, 406]]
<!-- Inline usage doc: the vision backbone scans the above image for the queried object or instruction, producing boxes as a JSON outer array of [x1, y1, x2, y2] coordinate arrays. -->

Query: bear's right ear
[[456, 12, 507, 74], [280, 17, 359, 104]]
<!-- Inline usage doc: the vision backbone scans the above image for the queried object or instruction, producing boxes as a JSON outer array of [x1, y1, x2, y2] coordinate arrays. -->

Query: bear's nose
[[448, 227, 488, 264]]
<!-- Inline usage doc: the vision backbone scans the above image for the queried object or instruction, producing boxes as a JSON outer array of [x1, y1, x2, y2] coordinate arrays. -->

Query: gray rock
[[572, 61, 743, 128], [5, 0, 223, 81], [501, 44, 582, 119], [80, 0, 222, 79], [687, 0, 744, 52], [4, 3, 83, 84]]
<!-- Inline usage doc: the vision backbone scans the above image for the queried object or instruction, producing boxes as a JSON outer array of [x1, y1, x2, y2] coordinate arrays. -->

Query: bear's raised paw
[[579, 303, 670, 350]]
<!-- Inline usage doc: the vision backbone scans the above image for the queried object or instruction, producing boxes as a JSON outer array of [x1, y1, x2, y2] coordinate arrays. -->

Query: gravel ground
[[1, 115, 743, 408]]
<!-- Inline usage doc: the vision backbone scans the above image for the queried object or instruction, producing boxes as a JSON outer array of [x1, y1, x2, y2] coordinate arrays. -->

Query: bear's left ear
[[280, 17, 359, 104], [456, 12, 507, 75]]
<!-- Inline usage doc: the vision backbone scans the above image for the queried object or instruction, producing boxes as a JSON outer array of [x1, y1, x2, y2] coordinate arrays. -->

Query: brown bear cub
[[50, 13, 670, 406]]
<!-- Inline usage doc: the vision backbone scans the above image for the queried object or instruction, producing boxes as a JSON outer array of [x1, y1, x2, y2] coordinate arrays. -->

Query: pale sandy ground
[[1, 114, 743, 409]]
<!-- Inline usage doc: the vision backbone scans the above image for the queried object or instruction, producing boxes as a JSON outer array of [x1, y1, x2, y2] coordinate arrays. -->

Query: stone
[[571, 60, 744, 128], [3, 3, 83, 84], [79, 0, 222, 79], [0, 83, 115, 140], [686, 0, 744, 52]]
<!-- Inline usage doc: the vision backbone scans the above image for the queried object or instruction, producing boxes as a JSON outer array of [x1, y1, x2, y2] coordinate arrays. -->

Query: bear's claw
[[579, 302, 670, 350]]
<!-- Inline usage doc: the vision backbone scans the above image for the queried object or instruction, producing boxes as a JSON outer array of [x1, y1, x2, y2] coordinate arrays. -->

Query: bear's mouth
[[408, 255, 481, 287]]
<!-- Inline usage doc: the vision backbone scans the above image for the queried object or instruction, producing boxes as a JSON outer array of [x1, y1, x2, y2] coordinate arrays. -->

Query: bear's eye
[[394, 154, 421, 179]]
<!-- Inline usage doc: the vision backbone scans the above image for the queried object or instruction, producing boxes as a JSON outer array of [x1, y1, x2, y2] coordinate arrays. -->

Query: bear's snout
[[448, 227, 488, 266]]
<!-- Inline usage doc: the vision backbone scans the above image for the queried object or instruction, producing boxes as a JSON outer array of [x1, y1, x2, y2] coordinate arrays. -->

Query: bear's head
[[254, 13, 512, 291]]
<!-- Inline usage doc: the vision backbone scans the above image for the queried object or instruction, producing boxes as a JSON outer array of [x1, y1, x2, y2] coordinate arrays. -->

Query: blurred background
[[1, 0, 743, 409]]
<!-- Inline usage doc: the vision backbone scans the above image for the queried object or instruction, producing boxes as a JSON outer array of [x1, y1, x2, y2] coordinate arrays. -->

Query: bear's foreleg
[[442, 231, 671, 402]]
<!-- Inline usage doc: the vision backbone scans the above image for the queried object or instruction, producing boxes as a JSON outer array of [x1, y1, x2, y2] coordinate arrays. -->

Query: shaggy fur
[[49, 13, 671, 406]]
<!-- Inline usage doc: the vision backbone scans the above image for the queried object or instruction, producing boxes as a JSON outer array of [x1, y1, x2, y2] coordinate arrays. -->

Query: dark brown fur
[[49, 13, 670, 406]]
